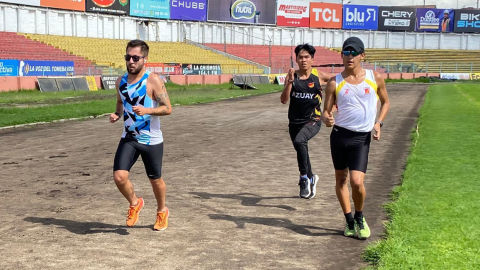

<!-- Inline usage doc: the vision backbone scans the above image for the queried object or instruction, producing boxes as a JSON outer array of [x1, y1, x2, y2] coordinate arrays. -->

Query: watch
[[376, 120, 383, 127]]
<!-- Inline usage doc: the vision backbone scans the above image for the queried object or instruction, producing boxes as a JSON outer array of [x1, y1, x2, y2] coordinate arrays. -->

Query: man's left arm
[[373, 72, 390, 140], [132, 75, 172, 116]]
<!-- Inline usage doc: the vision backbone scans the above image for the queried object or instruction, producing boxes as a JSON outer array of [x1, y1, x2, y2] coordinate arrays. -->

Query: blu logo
[[231, 0, 256, 19], [345, 8, 376, 23]]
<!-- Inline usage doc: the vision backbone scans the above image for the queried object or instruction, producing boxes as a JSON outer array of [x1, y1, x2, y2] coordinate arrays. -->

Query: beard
[[127, 64, 143, 75]]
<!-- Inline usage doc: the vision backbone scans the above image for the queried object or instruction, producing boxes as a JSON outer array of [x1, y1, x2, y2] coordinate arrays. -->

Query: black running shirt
[[288, 72, 322, 125]]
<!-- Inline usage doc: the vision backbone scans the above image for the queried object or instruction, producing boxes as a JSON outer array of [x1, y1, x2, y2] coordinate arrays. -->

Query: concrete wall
[[1, 3, 480, 50]]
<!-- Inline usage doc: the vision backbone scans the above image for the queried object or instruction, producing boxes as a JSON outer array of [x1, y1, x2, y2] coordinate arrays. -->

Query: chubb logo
[[420, 10, 439, 24], [231, 0, 256, 19]]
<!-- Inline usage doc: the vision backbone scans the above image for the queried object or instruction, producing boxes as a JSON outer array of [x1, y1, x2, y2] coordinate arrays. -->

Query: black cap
[[342, 37, 364, 52]]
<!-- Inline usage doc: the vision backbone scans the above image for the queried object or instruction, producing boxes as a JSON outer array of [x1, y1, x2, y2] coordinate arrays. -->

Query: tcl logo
[[310, 3, 342, 29]]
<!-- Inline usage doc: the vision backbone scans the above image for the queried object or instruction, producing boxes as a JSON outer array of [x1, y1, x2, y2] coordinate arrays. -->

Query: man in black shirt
[[281, 44, 330, 199]]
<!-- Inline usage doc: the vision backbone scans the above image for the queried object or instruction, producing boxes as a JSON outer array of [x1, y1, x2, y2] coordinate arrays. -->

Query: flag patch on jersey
[[365, 88, 370, 94], [308, 82, 314, 88]]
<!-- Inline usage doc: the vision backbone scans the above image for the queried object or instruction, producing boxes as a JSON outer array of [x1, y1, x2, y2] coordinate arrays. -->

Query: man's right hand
[[110, 113, 120, 123], [322, 111, 335, 127], [287, 68, 295, 82]]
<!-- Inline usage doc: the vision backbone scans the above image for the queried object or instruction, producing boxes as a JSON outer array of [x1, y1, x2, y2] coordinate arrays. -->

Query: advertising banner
[[101, 76, 118, 89], [0, 0, 39, 6], [40, 0, 85, 11], [454, 9, 480, 33], [0, 60, 19, 76], [470, 73, 480, 80], [343, 5, 378, 30], [19, 60, 74, 77], [378, 6, 416, 31], [182, 64, 222, 75], [145, 63, 182, 75], [170, 0, 207, 21], [276, 0, 310, 27], [130, 0, 169, 19], [207, 0, 276, 25], [309, 2, 342, 29], [416, 8, 454, 32], [439, 73, 470, 80], [86, 0, 129, 15]]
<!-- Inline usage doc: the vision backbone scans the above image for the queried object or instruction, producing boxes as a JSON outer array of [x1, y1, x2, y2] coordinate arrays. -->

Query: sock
[[354, 211, 363, 221], [300, 174, 308, 179], [308, 174, 314, 183], [345, 212, 354, 229]]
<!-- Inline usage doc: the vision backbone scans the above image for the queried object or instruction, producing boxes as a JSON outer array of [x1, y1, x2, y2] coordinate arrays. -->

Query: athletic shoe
[[126, 197, 144, 227], [154, 207, 169, 231], [298, 176, 311, 198], [307, 174, 319, 199], [344, 222, 355, 237], [355, 217, 371, 239]]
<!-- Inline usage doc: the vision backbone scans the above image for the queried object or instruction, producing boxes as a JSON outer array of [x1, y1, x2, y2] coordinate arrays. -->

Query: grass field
[[0, 83, 282, 127], [364, 83, 480, 269]]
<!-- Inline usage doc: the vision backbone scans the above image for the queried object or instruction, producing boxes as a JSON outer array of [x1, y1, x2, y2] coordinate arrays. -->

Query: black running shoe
[[298, 176, 311, 198]]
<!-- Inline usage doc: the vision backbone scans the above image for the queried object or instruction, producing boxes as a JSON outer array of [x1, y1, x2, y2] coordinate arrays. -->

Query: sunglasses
[[124, 55, 146, 62], [342, 51, 362, 56]]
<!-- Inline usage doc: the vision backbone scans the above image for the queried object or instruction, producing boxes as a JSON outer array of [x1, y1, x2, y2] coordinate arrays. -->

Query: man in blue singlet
[[110, 39, 172, 231]]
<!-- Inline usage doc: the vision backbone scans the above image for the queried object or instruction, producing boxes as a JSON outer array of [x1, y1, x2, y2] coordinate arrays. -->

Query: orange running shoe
[[154, 207, 169, 231], [126, 198, 144, 227]]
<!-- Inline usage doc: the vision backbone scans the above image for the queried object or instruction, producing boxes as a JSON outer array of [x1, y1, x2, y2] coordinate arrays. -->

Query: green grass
[[364, 83, 480, 269], [385, 78, 480, 84], [0, 83, 282, 127]]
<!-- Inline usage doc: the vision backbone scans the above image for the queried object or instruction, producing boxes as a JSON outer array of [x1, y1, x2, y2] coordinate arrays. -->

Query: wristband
[[376, 120, 383, 127]]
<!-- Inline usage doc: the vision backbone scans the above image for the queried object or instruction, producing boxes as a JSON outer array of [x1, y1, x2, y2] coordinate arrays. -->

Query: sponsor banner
[[277, 0, 310, 27], [130, 0, 169, 19], [101, 76, 118, 89], [0, 60, 19, 76], [309, 3, 342, 29], [86, 0, 129, 15], [343, 5, 378, 30], [207, 0, 276, 25], [182, 64, 222, 75], [19, 60, 74, 76], [40, 0, 86, 11], [378, 6, 416, 31], [145, 63, 182, 75], [85, 76, 98, 91], [439, 73, 470, 80], [0, 0, 39, 6], [471, 73, 480, 80], [170, 0, 207, 21], [416, 8, 454, 32], [276, 74, 286, 85], [454, 9, 480, 33]]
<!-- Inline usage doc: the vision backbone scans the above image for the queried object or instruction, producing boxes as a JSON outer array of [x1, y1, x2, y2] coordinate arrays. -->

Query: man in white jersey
[[109, 39, 172, 231], [322, 37, 390, 239]]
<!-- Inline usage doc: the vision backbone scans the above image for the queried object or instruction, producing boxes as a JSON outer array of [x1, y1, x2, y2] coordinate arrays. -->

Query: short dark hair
[[294, 44, 316, 58], [126, 39, 149, 57]]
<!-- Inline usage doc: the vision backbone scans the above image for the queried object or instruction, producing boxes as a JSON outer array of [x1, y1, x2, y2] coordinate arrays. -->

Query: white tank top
[[334, 69, 378, 132]]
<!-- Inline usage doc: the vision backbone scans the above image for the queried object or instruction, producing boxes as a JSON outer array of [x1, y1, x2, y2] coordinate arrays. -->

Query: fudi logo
[[231, 0, 256, 19], [310, 3, 342, 29]]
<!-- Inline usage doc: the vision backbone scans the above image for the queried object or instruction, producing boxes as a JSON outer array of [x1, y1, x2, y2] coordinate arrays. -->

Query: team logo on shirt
[[291, 91, 315, 99], [365, 88, 370, 94], [308, 82, 314, 88]]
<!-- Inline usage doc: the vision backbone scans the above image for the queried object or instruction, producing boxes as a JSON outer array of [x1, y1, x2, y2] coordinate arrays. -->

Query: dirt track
[[0, 84, 427, 270]]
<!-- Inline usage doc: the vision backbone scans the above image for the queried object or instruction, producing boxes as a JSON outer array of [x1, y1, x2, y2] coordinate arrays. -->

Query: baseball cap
[[444, 10, 449, 14], [342, 37, 365, 53]]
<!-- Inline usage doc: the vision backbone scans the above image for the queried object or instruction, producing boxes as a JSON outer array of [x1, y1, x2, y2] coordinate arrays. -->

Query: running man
[[281, 43, 330, 199], [322, 37, 390, 239], [110, 39, 172, 231]]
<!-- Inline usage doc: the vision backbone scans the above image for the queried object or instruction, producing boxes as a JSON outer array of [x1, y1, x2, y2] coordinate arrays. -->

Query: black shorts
[[113, 138, 164, 179], [330, 125, 371, 173]]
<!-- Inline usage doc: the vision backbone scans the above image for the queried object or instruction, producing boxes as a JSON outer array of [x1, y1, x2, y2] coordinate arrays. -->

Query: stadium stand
[[333, 48, 480, 73], [24, 34, 265, 75], [0, 32, 101, 75], [204, 44, 384, 74]]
